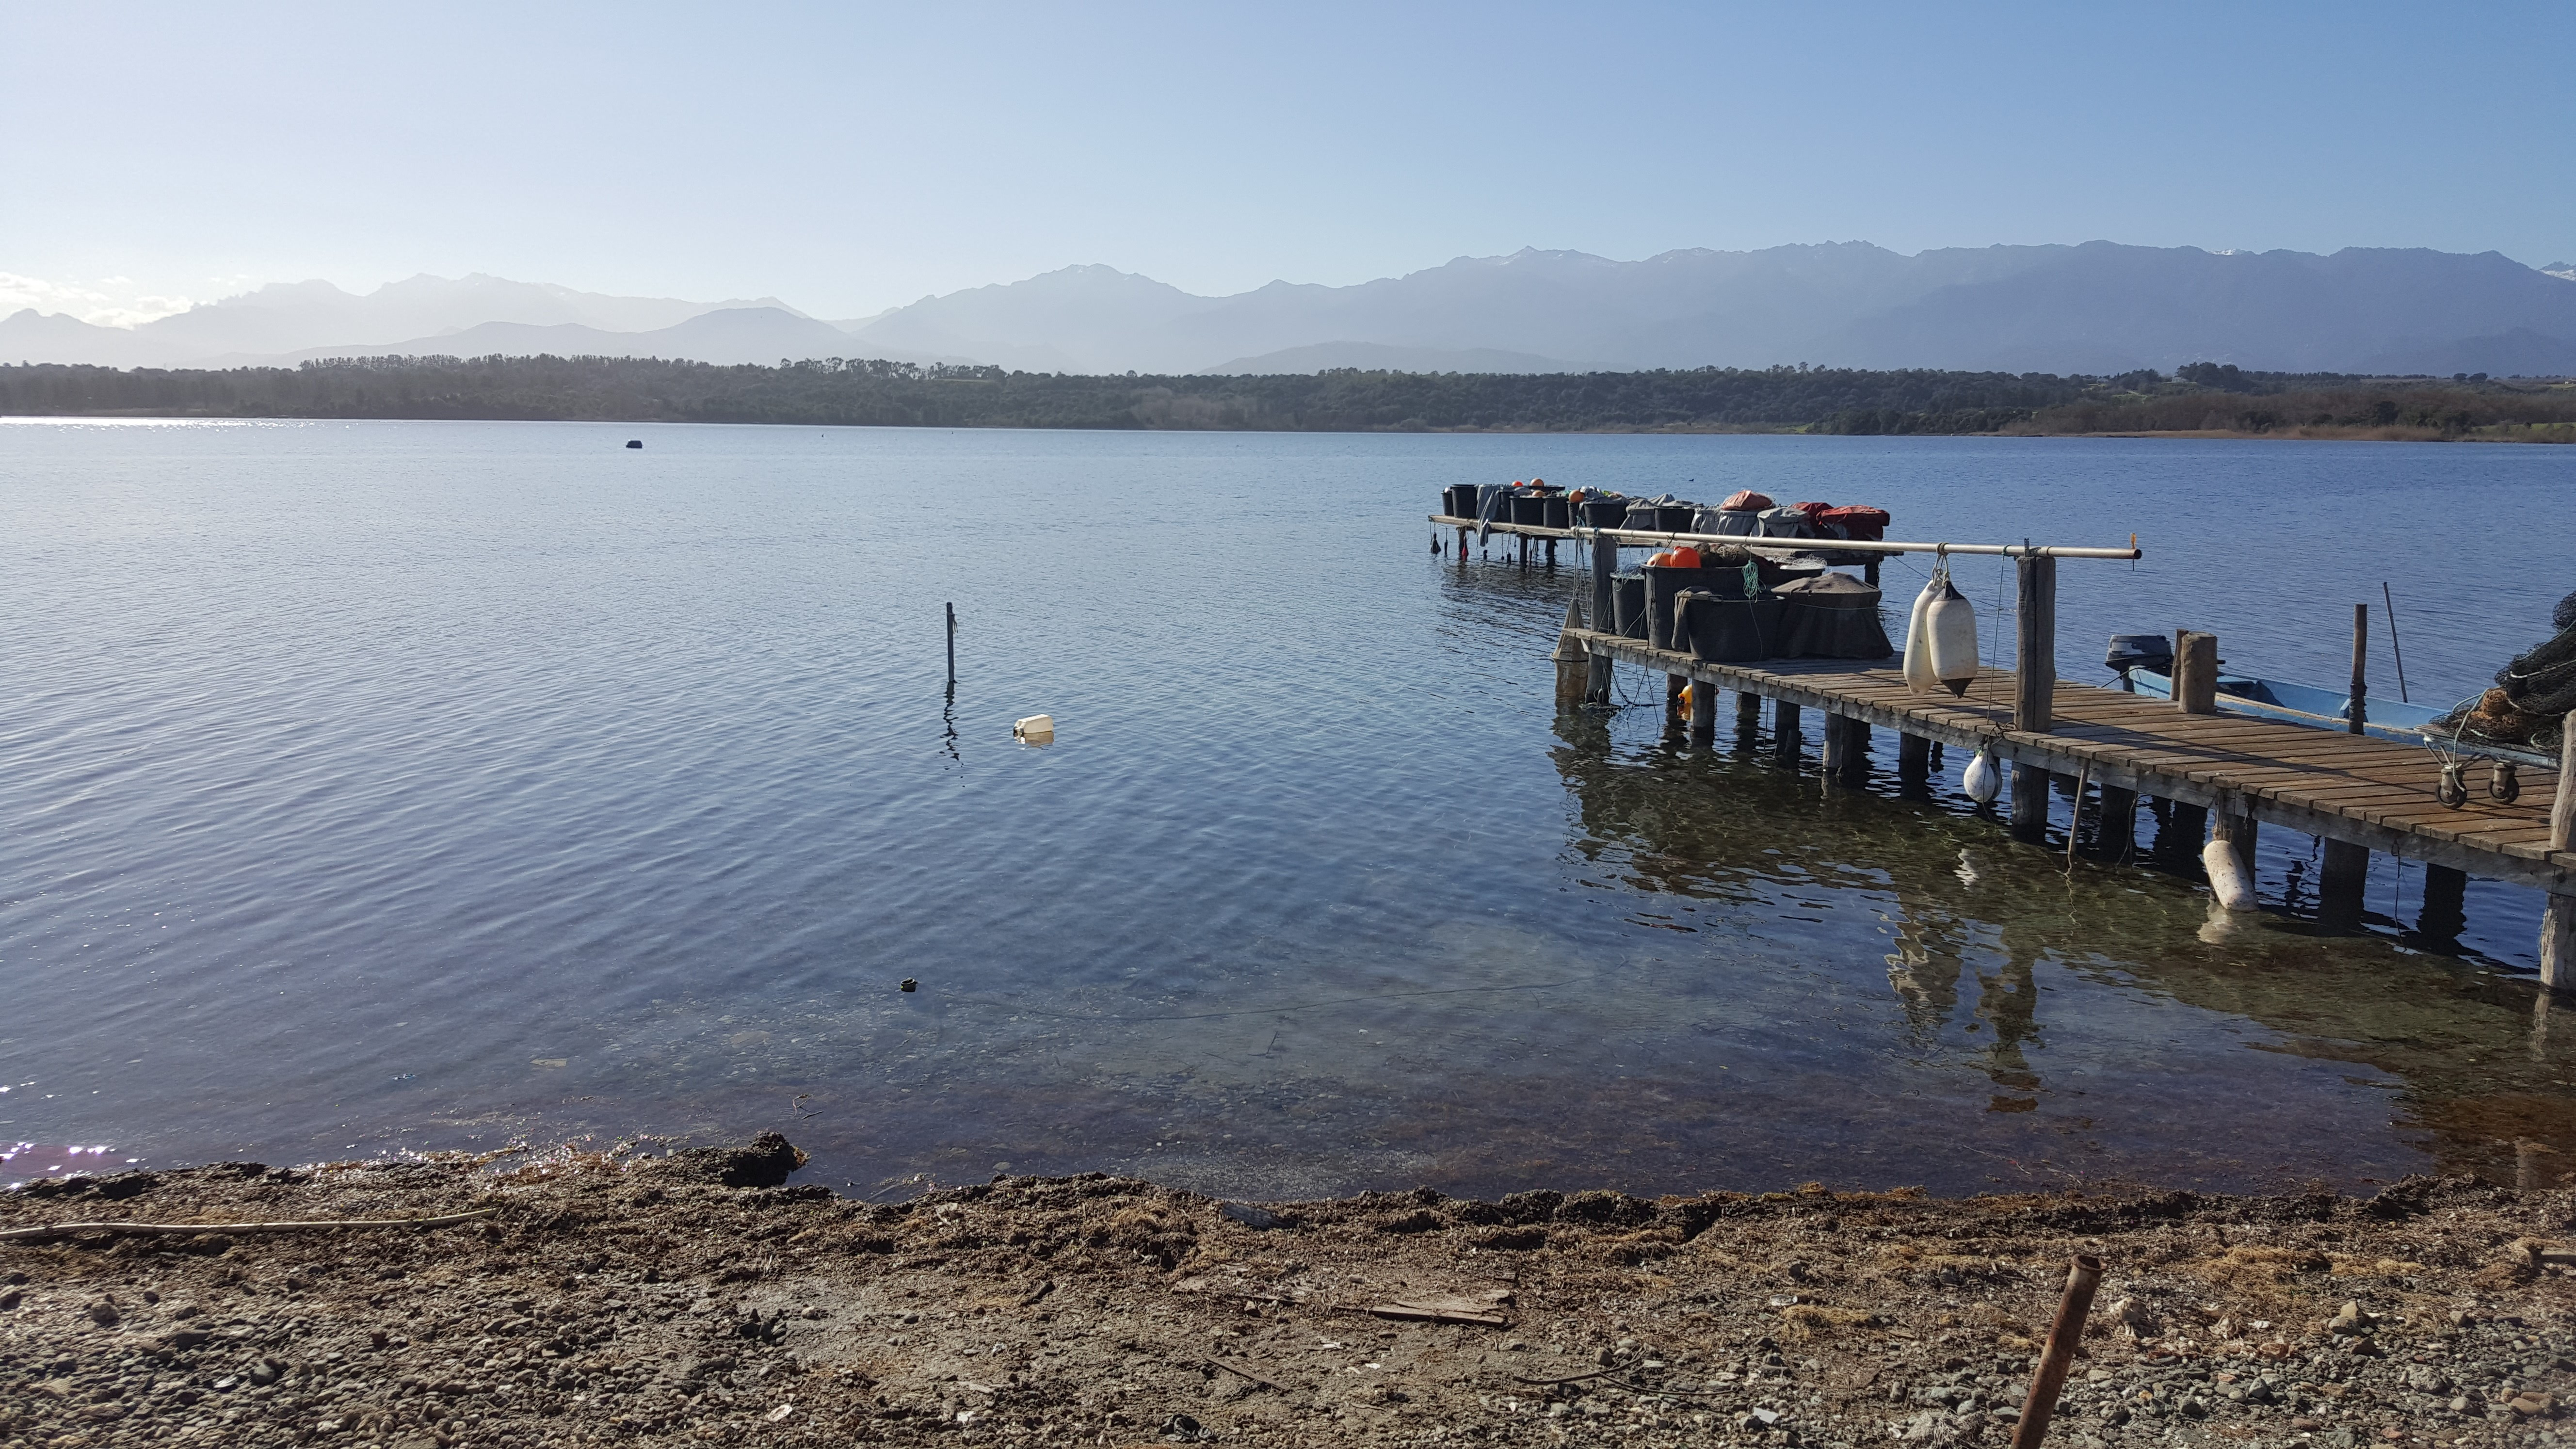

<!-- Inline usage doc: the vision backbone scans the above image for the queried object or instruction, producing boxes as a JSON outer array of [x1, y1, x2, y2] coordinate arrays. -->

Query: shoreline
[[5, 409, 2572, 442], [3, 1135, 2570, 1447]]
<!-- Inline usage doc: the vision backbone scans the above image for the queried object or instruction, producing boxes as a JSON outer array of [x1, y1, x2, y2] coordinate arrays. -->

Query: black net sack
[[1775, 572, 1893, 660]]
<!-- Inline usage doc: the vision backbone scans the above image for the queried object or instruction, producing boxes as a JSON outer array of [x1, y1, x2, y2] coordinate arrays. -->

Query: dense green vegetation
[[3, 354, 2569, 438]]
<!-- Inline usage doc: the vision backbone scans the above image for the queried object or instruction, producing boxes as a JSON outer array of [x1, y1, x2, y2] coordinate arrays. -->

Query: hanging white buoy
[[1925, 575, 1980, 696], [1962, 745, 2000, 804], [1902, 576, 1940, 692], [2203, 837, 2257, 911]]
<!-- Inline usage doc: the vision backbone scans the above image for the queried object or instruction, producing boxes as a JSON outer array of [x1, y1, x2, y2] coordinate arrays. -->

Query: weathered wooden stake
[[1590, 531, 1618, 645], [2417, 863, 2468, 944], [1545, 537, 1557, 567], [1821, 713, 1850, 779], [1898, 731, 1931, 782], [2174, 630, 2219, 714], [1551, 600, 1589, 710], [2319, 838, 2369, 930], [2014, 554, 2057, 733], [1838, 717, 1870, 783], [2011, 763, 2048, 839], [2160, 801, 2209, 864], [2010, 1255, 2105, 1449], [1774, 702, 1802, 762], [1687, 679, 1716, 745], [2213, 803, 2258, 875], [2347, 603, 2369, 734], [2541, 711, 2576, 990], [945, 601, 956, 684], [2097, 785, 2138, 859]]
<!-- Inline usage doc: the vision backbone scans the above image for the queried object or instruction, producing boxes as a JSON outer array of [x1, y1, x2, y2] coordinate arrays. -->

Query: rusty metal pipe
[[2010, 1254, 2105, 1448]]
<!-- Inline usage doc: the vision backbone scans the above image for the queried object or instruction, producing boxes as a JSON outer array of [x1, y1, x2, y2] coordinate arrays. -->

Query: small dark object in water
[[900, 978, 917, 992], [625, 439, 643, 449], [1220, 1201, 1294, 1230]]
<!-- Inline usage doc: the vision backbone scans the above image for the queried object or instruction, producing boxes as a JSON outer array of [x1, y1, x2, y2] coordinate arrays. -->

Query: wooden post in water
[[1834, 716, 1870, 784], [2014, 554, 2056, 734], [2348, 603, 2369, 734], [2011, 763, 2049, 839], [2319, 839, 2369, 931], [945, 602, 956, 684], [1588, 528, 1618, 705], [2541, 711, 2576, 990], [2174, 630, 2219, 714], [2095, 785, 2137, 858], [1898, 731, 1931, 789], [1821, 713, 1850, 779], [1774, 701, 1802, 763], [1687, 680, 1716, 745], [1590, 531, 1616, 634], [1545, 537, 1557, 567], [1455, 525, 1469, 561], [2213, 802, 2258, 878], [2417, 863, 2469, 945], [1552, 601, 1589, 710]]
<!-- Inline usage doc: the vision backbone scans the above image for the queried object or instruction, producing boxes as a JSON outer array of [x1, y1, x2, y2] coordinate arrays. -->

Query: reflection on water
[[0, 420, 2570, 1199]]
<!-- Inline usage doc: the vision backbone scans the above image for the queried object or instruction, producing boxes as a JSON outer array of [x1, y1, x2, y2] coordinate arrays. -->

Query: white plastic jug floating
[[1902, 578, 1940, 692], [1013, 714, 1055, 744], [1962, 745, 2000, 805], [1925, 578, 1980, 696], [2202, 837, 2257, 911]]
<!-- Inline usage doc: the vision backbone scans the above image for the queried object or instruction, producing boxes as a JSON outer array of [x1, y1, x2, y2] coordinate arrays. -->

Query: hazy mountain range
[[8, 242, 2576, 377]]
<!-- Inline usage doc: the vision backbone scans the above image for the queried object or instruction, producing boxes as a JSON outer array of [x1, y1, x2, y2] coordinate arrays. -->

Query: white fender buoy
[[1962, 745, 2000, 805], [1013, 713, 1056, 745], [1925, 578, 1980, 697], [2203, 837, 2257, 911], [1902, 578, 1939, 692]]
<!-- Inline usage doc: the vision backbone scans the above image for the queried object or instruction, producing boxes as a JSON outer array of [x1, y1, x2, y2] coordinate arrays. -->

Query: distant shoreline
[[10, 410, 2572, 445], [4, 356, 2570, 442]]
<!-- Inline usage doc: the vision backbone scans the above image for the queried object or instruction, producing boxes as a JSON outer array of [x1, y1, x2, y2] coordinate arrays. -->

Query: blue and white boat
[[2102, 634, 2557, 784]]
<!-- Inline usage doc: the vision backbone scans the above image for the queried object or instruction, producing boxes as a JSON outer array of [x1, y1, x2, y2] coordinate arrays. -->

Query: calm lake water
[[3, 419, 2572, 1199]]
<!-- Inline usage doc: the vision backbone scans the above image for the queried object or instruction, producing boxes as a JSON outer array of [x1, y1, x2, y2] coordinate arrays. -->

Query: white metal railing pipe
[[1575, 527, 2141, 561]]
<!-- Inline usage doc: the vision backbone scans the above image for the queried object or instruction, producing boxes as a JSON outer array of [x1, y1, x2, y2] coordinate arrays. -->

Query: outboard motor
[[2105, 633, 2174, 692]]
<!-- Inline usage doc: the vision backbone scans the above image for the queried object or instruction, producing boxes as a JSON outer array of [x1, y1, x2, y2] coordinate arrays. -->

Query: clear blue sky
[[3, 0, 2569, 322]]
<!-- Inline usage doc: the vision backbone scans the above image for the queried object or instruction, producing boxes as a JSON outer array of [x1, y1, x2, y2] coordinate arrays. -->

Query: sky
[[4, 0, 2571, 325]]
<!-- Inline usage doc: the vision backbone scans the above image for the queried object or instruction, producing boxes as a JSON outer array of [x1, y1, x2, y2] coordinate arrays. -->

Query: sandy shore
[[1, 1135, 2570, 1448]]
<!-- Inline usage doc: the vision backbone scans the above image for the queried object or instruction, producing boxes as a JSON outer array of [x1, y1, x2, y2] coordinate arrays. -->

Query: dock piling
[[1552, 601, 1589, 710], [2011, 764, 2049, 838], [1687, 680, 1716, 745], [1897, 731, 1932, 790], [2319, 838, 2369, 931], [2174, 631, 2219, 714], [2014, 555, 2057, 733], [1775, 702, 1802, 763], [2542, 712, 2576, 989], [2348, 604, 2369, 733]]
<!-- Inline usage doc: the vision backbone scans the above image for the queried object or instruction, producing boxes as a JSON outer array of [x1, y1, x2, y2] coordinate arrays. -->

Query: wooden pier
[[1438, 511, 2576, 985]]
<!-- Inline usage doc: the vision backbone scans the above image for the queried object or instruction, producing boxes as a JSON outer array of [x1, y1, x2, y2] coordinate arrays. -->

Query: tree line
[[1, 354, 2566, 438]]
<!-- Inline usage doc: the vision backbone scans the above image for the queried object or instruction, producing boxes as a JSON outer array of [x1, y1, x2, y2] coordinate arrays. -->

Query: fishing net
[[2437, 588, 2576, 755]]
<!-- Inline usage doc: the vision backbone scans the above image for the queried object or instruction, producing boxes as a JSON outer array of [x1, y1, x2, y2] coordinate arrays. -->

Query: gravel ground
[[1, 1135, 2571, 1448]]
